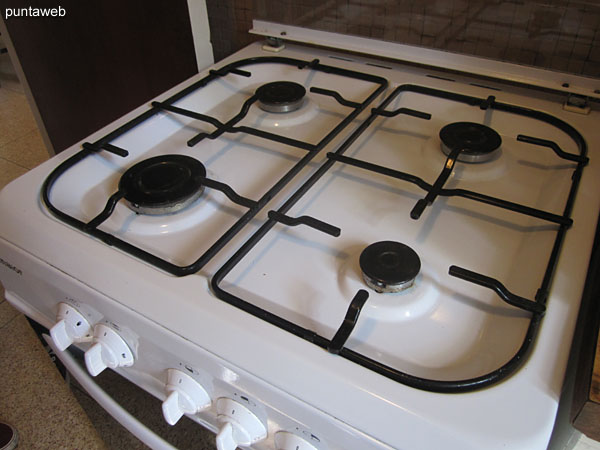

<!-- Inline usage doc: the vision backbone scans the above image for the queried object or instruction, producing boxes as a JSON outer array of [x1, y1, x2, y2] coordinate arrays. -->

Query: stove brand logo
[[0, 257, 22, 276], [4, 6, 66, 19]]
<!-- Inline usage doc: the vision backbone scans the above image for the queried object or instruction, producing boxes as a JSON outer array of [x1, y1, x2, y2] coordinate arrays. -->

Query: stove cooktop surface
[[1, 41, 599, 450]]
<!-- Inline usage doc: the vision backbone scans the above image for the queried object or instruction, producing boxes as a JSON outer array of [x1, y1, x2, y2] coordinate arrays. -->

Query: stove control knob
[[161, 369, 211, 425], [49, 303, 93, 351], [275, 431, 318, 450], [84, 324, 134, 376], [215, 398, 267, 450]]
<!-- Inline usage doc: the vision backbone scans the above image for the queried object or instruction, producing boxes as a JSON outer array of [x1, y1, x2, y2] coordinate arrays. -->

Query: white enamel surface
[[274, 431, 317, 450], [0, 41, 599, 450], [252, 20, 600, 99]]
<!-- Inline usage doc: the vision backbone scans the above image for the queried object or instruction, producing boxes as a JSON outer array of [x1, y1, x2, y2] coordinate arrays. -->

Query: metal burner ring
[[359, 241, 421, 294], [119, 155, 206, 215], [440, 122, 502, 163], [255, 81, 306, 113]]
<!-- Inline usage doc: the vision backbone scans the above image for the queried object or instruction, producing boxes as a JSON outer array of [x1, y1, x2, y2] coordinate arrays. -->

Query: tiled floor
[[0, 66, 41, 185], [2, 42, 600, 450]]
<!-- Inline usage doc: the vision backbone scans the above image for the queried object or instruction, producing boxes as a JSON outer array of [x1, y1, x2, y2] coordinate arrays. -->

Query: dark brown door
[[2, 0, 198, 153]]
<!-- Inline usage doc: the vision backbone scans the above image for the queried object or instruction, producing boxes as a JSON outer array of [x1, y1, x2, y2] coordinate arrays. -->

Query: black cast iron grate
[[211, 84, 589, 393], [41, 57, 388, 276]]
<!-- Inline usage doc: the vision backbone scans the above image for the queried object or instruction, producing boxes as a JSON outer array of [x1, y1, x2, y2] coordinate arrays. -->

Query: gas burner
[[256, 81, 306, 113], [359, 241, 421, 293], [119, 155, 206, 215], [439, 122, 502, 163]]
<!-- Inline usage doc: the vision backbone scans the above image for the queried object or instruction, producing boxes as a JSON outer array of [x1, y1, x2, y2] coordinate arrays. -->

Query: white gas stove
[[1, 23, 599, 450]]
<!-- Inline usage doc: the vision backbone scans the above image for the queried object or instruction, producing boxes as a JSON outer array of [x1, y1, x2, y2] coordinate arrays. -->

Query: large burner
[[439, 122, 502, 163], [256, 81, 306, 113], [119, 155, 206, 215], [359, 241, 421, 293]]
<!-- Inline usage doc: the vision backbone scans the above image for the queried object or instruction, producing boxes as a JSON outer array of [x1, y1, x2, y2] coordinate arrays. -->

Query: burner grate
[[41, 54, 590, 393], [41, 57, 388, 276], [211, 83, 589, 393]]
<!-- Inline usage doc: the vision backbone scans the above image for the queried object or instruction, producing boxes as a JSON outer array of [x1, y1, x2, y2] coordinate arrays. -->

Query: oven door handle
[[43, 334, 178, 450]]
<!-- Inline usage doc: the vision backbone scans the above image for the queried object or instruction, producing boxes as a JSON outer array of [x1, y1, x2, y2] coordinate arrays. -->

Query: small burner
[[439, 122, 502, 163], [359, 241, 421, 293], [256, 81, 306, 113], [119, 155, 206, 215]]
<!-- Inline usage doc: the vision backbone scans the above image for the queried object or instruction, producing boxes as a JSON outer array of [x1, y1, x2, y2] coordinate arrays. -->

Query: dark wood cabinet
[[1, 0, 198, 153], [571, 220, 600, 440]]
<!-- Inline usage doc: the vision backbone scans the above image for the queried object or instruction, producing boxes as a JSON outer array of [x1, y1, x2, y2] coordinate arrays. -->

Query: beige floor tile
[[0, 300, 18, 329], [0, 91, 37, 147], [575, 434, 600, 449], [0, 84, 16, 104], [0, 128, 49, 170], [0, 76, 24, 95], [0, 284, 19, 329], [0, 78, 24, 102], [0, 157, 27, 190], [0, 49, 24, 95], [0, 314, 106, 450]]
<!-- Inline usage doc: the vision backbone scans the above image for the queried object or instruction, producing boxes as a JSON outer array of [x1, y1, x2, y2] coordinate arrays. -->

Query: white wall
[[187, 0, 214, 71]]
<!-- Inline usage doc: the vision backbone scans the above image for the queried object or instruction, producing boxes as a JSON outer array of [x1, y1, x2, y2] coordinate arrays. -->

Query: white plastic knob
[[216, 422, 238, 450], [215, 398, 267, 450], [84, 324, 134, 377], [49, 303, 92, 351], [275, 431, 318, 450], [161, 369, 211, 425]]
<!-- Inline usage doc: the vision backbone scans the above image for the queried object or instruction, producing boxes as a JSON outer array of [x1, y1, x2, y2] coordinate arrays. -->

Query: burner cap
[[359, 241, 421, 293], [256, 81, 306, 113], [439, 122, 502, 163], [119, 155, 206, 215]]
